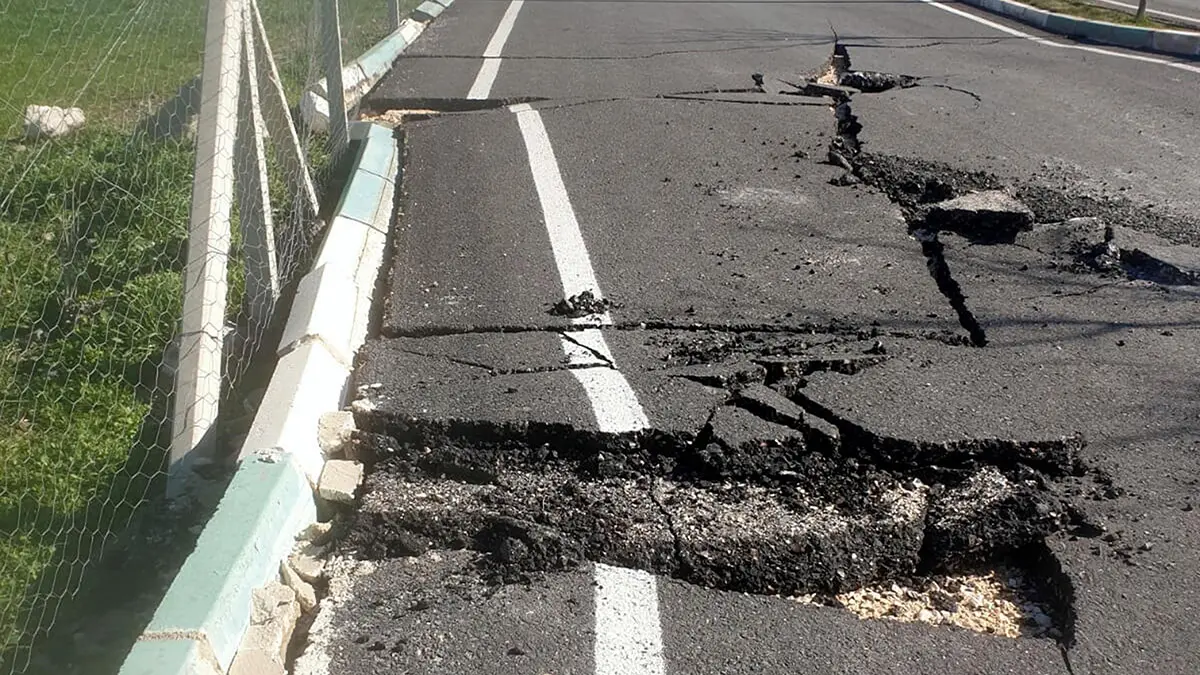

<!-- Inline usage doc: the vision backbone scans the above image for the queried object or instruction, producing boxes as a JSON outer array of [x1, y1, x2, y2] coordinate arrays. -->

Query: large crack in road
[[334, 42, 1199, 653]]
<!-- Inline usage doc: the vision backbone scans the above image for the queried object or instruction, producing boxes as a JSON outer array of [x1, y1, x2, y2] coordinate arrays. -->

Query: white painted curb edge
[[961, 0, 1200, 56], [118, 121, 399, 675]]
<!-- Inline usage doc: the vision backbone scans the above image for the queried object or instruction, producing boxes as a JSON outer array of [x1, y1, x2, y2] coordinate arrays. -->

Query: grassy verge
[[0, 0, 406, 665], [1018, 0, 1183, 29]]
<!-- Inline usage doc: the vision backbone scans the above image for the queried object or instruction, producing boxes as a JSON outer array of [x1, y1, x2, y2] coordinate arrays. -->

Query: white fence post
[[387, 0, 402, 31], [236, 3, 280, 336], [170, 0, 245, 498], [320, 0, 349, 158], [248, 0, 319, 225]]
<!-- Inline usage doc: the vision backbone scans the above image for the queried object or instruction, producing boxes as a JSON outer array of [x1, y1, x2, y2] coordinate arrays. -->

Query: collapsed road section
[[336, 325, 1100, 645]]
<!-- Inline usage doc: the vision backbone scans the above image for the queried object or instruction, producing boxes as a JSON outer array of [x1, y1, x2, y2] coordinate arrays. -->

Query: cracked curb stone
[[281, 561, 318, 613], [318, 459, 364, 504]]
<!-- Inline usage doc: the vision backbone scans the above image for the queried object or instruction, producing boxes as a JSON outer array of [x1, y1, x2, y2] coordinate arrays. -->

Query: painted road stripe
[[562, 328, 650, 433], [594, 564, 667, 675], [467, 0, 525, 98], [510, 103, 660, 673], [511, 102, 650, 434], [919, 0, 1200, 74], [512, 103, 609, 306]]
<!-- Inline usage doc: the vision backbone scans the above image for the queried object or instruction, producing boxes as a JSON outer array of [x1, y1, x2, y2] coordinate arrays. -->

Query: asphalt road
[[295, 1, 1200, 674]]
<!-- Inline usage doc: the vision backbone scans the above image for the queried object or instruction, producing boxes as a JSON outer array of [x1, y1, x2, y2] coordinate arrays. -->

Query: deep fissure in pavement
[[339, 328, 1118, 643], [801, 41, 1200, 347]]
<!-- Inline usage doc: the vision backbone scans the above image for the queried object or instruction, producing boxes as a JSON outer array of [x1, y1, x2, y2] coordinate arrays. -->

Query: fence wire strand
[[0, 1, 397, 671]]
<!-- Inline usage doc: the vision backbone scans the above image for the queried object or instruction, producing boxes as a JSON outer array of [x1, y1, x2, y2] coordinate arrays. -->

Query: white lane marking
[[467, 58, 503, 99], [512, 103, 609, 303], [511, 102, 650, 434], [1090, 0, 1200, 25], [918, 0, 1200, 75], [562, 328, 650, 432], [511, 101, 658, 672], [467, 0, 525, 98], [594, 564, 667, 675]]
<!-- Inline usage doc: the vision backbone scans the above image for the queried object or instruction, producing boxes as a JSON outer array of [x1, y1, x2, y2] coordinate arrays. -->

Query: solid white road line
[[467, 0, 525, 98], [918, 0, 1200, 75], [512, 103, 609, 305], [1090, 0, 1200, 25], [593, 564, 667, 675], [467, 58, 503, 100], [511, 101, 651, 434], [562, 328, 651, 433]]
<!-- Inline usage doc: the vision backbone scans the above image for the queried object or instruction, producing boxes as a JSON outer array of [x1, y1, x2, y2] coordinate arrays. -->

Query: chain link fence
[[0, 1, 397, 671]]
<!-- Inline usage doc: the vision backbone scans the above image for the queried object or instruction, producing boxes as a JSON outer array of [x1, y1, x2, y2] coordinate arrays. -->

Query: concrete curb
[[119, 120, 399, 675], [301, 0, 457, 131], [960, 0, 1200, 56]]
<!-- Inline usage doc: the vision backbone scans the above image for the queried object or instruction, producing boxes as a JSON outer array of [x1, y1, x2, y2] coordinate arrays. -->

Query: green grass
[[0, 129, 192, 659], [1020, 0, 1178, 29], [0, 0, 402, 665]]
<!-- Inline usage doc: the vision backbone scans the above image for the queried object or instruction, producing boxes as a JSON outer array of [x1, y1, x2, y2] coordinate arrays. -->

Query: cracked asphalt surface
[[297, 1, 1200, 673]]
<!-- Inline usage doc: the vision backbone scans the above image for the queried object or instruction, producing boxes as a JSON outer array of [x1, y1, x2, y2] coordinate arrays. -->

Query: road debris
[[548, 289, 619, 317]]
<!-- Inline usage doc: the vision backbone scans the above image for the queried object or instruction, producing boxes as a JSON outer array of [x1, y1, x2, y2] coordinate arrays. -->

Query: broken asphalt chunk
[[734, 384, 840, 454], [1107, 225, 1200, 286], [548, 289, 618, 318], [917, 190, 1034, 243], [838, 71, 919, 93]]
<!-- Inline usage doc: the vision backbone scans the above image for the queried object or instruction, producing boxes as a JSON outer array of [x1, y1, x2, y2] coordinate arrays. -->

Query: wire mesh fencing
[[0, 1, 395, 671]]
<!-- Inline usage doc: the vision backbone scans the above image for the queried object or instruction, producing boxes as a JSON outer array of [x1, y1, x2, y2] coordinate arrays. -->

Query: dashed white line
[[919, 0, 1200, 75], [467, 0, 525, 98], [512, 103, 609, 305], [511, 102, 651, 433], [593, 564, 667, 675]]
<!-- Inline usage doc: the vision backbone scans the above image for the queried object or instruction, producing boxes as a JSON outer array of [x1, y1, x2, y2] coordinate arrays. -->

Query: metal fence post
[[320, 0, 349, 158], [387, 0, 401, 31], [170, 0, 245, 498]]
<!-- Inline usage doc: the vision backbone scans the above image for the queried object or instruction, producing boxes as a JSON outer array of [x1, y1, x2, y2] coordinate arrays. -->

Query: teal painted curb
[[120, 119, 399, 675], [120, 638, 221, 675], [414, 0, 447, 21], [119, 455, 315, 674], [301, 0, 456, 129], [959, 0, 1200, 56]]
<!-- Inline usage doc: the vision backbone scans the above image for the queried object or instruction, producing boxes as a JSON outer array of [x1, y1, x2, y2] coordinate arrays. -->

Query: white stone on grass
[[23, 105, 85, 140]]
